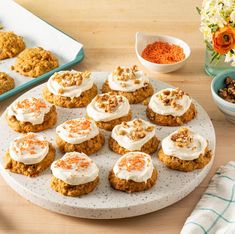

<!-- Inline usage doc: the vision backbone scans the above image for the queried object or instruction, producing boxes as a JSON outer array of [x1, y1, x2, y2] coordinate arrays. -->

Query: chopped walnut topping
[[122, 122, 130, 128], [53, 71, 91, 87], [118, 130, 127, 136], [218, 76, 235, 103], [171, 128, 193, 147], [171, 99, 182, 111], [112, 65, 138, 81], [129, 130, 146, 140], [157, 88, 185, 110], [95, 93, 123, 113], [118, 119, 155, 141], [133, 119, 142, 125]]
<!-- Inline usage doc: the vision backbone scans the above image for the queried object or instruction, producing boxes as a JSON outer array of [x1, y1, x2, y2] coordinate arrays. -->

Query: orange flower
[[212, 26, 235, 54]]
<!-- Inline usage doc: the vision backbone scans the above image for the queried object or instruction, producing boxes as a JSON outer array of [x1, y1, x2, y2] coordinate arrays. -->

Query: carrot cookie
[[43, 70, 97, 108], [56, 118, 105, 155], [50, 152, 99, 196], [4, 133, 55, 177], [6, 97, 57, 133], [146, 88, 196, 126], [109, 118, 159, 155], [0, 31, 25, 60], [109, 152, 157, 193], [102, 65, 154, 104], [158, 127, 212, 172], [12, 47, 59, 77], [0, 72, 15, 95], [86, 92, 132, 131]]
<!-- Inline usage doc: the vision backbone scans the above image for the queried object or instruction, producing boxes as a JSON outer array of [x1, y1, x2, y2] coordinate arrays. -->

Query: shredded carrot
[[141, 41, 185, 64], [65, 119, 91, 134], [17, 98, 47, 112], [119, 154, 146, 172], [55, 154, 91, 171], [17, 133, 48, 155]]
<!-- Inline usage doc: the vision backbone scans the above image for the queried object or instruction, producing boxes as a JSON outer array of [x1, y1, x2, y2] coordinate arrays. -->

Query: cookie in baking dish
[[146, 88, 196, 126], [4, 133, 55, 177], [109, 152, 157, 193], [0, 31, 25, 60], [12, 47, 59, 77], [102, 65, 154, 104], [6, 97, 57, 133], [0, 72, 15, 95], [56, 118, 105, 155], [50, 152, 99, 196], [109, 118, 160, 155], [43, 70, 97, 108], [86, 92, 132, 131], [158, 127, 212, 172]]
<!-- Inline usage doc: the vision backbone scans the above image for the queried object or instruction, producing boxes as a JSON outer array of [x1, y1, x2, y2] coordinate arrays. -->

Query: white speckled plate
[[0, 72, 215, 219]]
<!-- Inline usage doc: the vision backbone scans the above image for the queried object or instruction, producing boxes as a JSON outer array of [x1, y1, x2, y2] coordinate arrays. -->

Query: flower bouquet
[[199, 0, 235, 76]]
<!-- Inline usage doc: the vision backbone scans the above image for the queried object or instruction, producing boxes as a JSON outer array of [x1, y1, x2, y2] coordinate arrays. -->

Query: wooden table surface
[[1, 0, 234, 233]]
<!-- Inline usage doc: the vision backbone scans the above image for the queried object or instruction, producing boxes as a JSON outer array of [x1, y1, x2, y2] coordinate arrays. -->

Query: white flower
[[225, 52, 233, 63], [230, 11, 235, 22], [200, 0, 235, 66]]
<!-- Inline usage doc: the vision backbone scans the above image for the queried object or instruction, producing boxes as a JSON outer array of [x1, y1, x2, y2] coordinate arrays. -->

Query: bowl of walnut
[[211, 70, 235, 123]]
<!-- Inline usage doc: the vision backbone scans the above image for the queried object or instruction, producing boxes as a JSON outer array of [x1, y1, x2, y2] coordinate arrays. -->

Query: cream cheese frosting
[[47, 70, 93, 97], [56, 118, 99, 144], [51, 152, 99, 185], [161, 127, 208, 160], [87, 92, 130, 122], [108, 65, 150, 92], [9, 133, 49, 165], [7, 97, 50, 125], [113, 152, 154, 183], [148, 88, 192, 116], [111, 119, 156, 151]]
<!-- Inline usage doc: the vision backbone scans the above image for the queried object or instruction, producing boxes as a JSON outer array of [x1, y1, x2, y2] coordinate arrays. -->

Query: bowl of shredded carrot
[[135, 32, 191, 73]]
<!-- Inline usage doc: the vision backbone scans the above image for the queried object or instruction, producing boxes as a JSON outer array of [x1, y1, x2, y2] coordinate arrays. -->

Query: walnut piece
[[96, 93, 123, 113], [112, 65, 138, 81], [218, 76, 235, 103], [158, 88, 185, 110], [118, 119, 155, 141], [53, 71, 91, 87], [171, 128, 193, 147]]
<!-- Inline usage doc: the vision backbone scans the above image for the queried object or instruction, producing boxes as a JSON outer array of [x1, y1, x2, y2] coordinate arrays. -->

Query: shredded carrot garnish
[[119, 154, 146, 172], [65, 119, 91, 134], [55, 154, 91, 171], [17, 98, 47, 112], [141, 41, 185, 64], [55, 159, 72, 170], [16, 133, 48, 156]]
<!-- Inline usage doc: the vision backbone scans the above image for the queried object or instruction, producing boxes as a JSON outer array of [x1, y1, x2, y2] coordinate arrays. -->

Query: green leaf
[[205, 40, 213, 51], [210, 52, 221, 64], [208, 24, 219, 33], [196, 6, 201, 15]]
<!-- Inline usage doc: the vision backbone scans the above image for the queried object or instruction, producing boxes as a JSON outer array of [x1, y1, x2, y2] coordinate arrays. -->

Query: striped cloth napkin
[[181, 161, 235, 234]]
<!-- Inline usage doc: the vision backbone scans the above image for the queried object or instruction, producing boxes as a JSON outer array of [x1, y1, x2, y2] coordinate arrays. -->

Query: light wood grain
[[0, 0, 235, 233]]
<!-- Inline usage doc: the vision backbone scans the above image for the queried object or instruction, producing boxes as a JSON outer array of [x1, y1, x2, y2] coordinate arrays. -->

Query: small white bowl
[[135, 32, 191, 73]]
